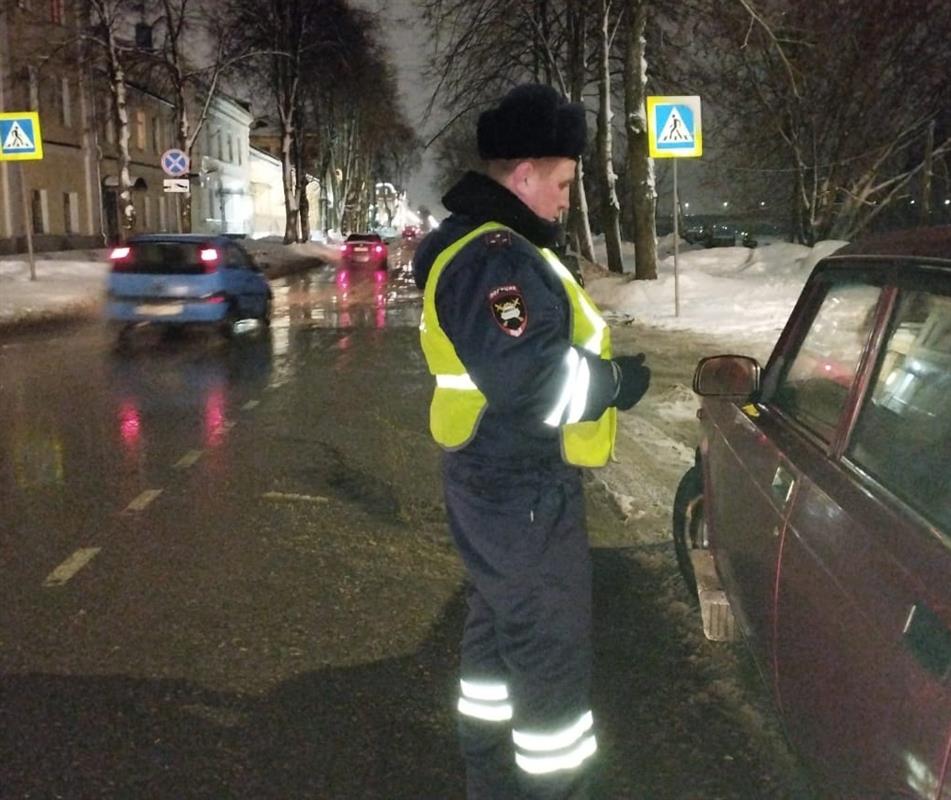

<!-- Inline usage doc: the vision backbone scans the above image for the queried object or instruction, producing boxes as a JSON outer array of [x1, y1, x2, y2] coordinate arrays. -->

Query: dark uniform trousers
[[442, 452, 597, 800]]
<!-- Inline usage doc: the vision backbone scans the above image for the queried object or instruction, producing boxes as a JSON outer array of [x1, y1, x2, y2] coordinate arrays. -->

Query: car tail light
[[203, 291, 227, 304], [373, 245, 384, 254], [110, 246, 132, 272], [200, 247, 219, 272], [341, 244, 351, 253]]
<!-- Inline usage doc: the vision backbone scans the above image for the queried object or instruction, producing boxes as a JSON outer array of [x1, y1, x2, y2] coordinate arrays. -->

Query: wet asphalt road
[[0, 251, 816, 799]]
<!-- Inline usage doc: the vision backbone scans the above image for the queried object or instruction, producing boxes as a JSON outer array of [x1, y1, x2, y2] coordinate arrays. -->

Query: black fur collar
[[441, 171, 562, 250]]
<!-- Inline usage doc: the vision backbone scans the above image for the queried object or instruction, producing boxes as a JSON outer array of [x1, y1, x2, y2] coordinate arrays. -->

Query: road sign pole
[[672, 159, 680, 317], [18, 162, 36, 281]]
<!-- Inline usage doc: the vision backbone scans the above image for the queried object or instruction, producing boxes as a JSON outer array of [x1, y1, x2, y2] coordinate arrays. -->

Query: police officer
[[413, 83, 651, 800]]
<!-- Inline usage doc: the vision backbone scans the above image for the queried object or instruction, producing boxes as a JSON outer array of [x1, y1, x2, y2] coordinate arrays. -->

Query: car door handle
[[771, 464, 796, 505], [903, 603, 951, 679]]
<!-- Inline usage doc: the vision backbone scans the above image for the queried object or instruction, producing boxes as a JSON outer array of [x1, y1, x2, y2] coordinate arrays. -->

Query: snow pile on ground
[[0, 250, 110, 325], [585, 237, 848, 336]]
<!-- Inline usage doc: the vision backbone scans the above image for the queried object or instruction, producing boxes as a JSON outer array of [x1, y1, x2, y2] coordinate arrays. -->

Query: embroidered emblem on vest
[[488, 285, 527, 337]]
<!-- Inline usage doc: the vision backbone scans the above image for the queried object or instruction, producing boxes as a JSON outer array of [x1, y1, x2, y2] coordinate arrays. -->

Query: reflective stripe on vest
[[419, 222, 616, 466]]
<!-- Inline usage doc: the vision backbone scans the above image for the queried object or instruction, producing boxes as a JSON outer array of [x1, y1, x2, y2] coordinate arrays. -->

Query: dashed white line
[[262, 491, 329, 504], [242, 399, 260, 411], [44, 548, 101, 587], [124, 488, 163, 512], [174, 450, 203, 469]]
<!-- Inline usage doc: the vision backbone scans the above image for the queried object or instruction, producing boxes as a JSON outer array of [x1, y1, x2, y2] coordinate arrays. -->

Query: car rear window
[[123, 242, 210, 274], [847, 288, 951, 534], [346, 234, 381, 243]]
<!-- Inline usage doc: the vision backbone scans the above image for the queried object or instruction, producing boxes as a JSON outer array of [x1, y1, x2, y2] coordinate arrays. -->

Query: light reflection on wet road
[[0, 259, 422, 586]]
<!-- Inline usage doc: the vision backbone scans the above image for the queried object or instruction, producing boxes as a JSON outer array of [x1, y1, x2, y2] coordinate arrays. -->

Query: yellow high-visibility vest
[[419, 221, 616, 467]]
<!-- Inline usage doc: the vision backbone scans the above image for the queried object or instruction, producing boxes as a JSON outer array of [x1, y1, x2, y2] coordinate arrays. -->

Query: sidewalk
[[0, 238, 340, 334]]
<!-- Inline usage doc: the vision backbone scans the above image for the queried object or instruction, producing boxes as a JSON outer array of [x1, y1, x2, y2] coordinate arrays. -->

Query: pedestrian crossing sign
[[0, 112, 43, 161], [647, 96, 701, 158]]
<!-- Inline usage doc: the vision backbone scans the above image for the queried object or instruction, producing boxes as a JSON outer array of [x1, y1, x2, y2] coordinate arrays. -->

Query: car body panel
[[687, 227, 951, 798]]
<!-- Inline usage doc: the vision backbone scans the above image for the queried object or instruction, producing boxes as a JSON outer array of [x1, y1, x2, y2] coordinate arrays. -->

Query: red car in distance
[[401, 225, 421, 241], [340, 232, 388, 271]]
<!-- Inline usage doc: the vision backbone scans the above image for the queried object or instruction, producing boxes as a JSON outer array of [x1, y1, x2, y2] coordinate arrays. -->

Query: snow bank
[[585, 238, 848, 336]]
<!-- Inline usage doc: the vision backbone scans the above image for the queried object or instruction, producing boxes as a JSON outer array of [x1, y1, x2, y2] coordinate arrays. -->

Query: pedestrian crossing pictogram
[[657, 107, 693, 145], [3, 121, 33, 150], [0, 112, 44, 160]]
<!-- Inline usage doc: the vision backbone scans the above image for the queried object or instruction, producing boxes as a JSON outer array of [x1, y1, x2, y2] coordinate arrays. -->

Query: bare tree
[[691, 0, 951, 242], [84, 0, 140, 239], [622, 0, 656, 279], [595, 0, 623, 272], [150, 0, 235, 233]]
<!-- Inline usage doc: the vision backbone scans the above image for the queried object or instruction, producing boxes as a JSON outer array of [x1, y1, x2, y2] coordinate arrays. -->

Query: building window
[[135, 110, 146, 150], [31, 189, 48, 234], [60, 78, 71, 127], [143, 196, 152, 230], [237, 140, 243, 166], [215, 131, 222, 161], [63, 192, 80, 235], [50, 0, 64, 24], [151, 116, 160, 153], [227, 134, 233, 163]]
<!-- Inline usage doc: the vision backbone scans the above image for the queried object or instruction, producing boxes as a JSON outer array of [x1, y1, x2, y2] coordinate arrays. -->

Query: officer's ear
[[507, 160, 537, 204]]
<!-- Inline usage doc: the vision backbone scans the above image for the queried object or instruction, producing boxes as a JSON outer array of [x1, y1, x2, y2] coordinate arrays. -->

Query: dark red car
[[340, 232, 388, 271], [675, 227, 951, 798]]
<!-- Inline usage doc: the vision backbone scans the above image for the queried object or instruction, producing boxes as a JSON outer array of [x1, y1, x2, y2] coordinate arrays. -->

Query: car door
[[706, 277, 883, 672], [773, 275, 951, 798]]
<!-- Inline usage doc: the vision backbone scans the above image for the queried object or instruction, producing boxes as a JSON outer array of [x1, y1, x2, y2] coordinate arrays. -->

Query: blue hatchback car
[[106, 234, 271, 337]]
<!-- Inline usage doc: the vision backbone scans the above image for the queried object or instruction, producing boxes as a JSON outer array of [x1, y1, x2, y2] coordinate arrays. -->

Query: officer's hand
[[612, 354, 651, 410]]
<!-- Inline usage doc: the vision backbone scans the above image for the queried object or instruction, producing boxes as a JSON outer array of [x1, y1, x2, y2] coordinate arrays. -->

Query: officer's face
[[521, 158, 577, 221]]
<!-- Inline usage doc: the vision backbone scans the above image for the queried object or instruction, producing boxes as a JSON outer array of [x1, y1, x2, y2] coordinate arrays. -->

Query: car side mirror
[[693, 354, 761, 398]]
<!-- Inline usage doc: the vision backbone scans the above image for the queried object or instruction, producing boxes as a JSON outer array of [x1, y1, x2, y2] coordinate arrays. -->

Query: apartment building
[[0, 1, 261, 253]]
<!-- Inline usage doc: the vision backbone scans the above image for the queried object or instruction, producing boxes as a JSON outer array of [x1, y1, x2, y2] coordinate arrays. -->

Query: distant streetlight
[[722, 201, 729, 208], [910, 199, 916, 205], [945, 199, 951, 206], [684, 202, 690, 211], [759, 201, 766, 207]]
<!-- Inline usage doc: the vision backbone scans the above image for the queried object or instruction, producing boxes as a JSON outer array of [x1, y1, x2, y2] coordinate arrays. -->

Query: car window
[[124, 241, 206, 275], [847, 289, 951, 533], [772, 282, 882, 440]]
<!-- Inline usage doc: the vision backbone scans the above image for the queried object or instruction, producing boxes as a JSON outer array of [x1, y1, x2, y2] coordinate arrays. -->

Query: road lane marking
[[44, 548, 101, 587], [262, 491, 329, 504], [174, 450, 203, 469], [124, 489, 163, 512], [242, 400, 260, 411], [223, 420, 237, 431]]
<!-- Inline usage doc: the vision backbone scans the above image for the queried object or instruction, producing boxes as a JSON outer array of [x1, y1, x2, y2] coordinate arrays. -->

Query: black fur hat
[[477, 84, 587, 161]]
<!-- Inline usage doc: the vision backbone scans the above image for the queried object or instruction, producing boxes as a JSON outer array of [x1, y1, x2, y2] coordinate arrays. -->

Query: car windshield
[[122, 241, 211, 274]]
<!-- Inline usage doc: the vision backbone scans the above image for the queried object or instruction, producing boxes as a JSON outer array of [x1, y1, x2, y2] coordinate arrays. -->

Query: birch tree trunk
[[100, 10, 135, 240], [597, 0, 623, 273], [566, 4, 594, 262], [623, 0, 656, 279]]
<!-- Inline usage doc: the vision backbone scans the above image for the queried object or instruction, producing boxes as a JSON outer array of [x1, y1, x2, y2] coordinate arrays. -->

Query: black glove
[[611, 353, 651, 410]]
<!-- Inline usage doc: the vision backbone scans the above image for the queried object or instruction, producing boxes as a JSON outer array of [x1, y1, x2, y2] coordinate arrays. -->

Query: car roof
[[128, 233, 234, 244], [829, 225, 951, 265]]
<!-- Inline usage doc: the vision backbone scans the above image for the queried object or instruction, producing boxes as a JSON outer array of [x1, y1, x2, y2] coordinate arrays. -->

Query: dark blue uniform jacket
[[413, 171, 617, 467]]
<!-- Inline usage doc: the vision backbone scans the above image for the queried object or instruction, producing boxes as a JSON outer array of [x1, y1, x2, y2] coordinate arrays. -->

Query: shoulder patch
[[484, 230, 512, 248], [488, 285, 527, 337]]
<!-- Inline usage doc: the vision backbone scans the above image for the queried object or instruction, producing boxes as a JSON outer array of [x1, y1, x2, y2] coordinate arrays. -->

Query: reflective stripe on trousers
[[513, 710, 598, 775], [458, 678, 513, 722]]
